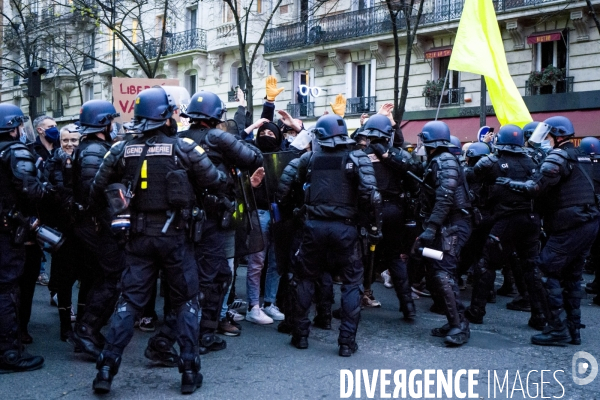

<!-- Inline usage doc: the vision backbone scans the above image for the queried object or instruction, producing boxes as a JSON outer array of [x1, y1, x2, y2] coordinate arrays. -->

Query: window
[[535, 32, 567, 72], [188, 74, 197, 95], [433, 56, 460, 89], [107, 24, 123, 52], [187, 8, 197, 31], [355, 64, 371, 98], [55, 90, 63, 112], [293, 70, 310, 104], [223, 1, 240, 23], [84, 84, 94, 102], [352, 0, 374, 11], [155, 15, 164, 37], [132, 19, 139, 43], [346, 62, 376, 114], [83, 31, 95, 70], [256, 0, 262, 13], [230, 65, 245, 90]]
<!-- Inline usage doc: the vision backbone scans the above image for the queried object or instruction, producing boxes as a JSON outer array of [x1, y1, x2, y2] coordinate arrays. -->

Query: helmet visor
[[20, 117, 35, 144], [528, 122, 551, 148], [160, 86, 191, 121]]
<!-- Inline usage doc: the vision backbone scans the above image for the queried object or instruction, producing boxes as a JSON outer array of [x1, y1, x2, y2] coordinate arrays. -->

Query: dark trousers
[[470, 212, 540, 316], [18, 244, 42, 334], [0, 234, 25, 352], [291, 219, 363, 341], [103, 234, 199, 361], [75, 221, 125, 331], [195, 219, 233, 334], [537, 218, 599, 327]]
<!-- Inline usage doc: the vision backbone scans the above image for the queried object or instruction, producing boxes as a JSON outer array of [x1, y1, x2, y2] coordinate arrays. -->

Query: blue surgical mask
[[44, 126, 60, 143], [540, 139, 552, 152], [20, 133, 27, 144], [110, 125, 119, 140]]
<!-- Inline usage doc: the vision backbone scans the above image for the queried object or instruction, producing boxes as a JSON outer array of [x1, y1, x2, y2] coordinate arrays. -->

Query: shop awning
[[424, 46, 453, 59], [400, 109, 600, 145], [527, 31, 562, 44]]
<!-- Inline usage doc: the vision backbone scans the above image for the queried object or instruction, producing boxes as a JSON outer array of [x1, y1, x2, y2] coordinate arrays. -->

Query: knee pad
[[178, 355, 201, 373]]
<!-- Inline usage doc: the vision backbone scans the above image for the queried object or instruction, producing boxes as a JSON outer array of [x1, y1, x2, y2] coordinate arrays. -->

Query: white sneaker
[[262, 304, 285, 321], [246, 305, 274, 325], [227, 309, 245, 322], [381, 270, 393, 288]]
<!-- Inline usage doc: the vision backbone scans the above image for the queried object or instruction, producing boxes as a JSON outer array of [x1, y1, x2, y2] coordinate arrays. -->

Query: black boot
[[312, 314, 332, 330], [445, 319, 470, 347], [58, 307, 73, 342], [179, 356, 202, 394], [567, 321, 585, 345], [430, 324, 451, 337], [465, 263, 495, 324], [531, 306, 570, 346], [72, 322, 103, 358], [92, 352, 120, 393], [145, 335, 179, 367], [0, 346, 44, 374], [389, 259, 416, 320], [507, 295, 531, 312], [434, 272, 469, 346], [291, 335, 308, 349], [198, 333, 226, 355], [400, 299, 417, 320], [277, 320, 293, 334], [497, 268, 516, 296], [338, 336, 358, 357]]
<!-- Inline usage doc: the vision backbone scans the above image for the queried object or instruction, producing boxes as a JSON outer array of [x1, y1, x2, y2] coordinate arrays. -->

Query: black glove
[[371, 143, 388, 159], [495, 177, 511, 186], [417, 225, 437, 247], [368, 229, 382, 245]]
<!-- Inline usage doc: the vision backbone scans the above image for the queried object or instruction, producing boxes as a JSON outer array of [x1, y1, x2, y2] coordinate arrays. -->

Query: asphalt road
[[1, 268, 599, 400]]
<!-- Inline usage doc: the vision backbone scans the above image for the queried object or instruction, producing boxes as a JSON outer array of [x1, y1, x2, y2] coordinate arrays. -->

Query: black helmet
[[363, 115, 393, 139], [182, 90, 226, 123], [312, 114, 354, 148], [522, 121, 540, 141], [528, 116, 574, 148], [419, 121, 453, 148], [579, 137, 600, 155], [0, 104, 28, 134], [465, 142, 491, 158], [449, 135, 462, 156], [79, 100, 119, 135], [132, 87, 183, 132]]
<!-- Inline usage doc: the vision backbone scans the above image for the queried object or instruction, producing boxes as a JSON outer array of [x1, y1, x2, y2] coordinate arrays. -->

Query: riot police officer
[[501, 116, 599, 345], [69, 100, 126, 358], [0, 104, 47, 373], [288, 114, 382, 357], [465, 125, 542, 329], [362, 114, 417, 319], [416, 121, 472, 346], [89, 86, 225, 394], [154, 90, 262, 356]]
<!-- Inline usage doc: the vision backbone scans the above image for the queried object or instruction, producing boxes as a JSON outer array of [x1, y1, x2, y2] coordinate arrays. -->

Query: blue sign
[[478, 126, 491, 142]]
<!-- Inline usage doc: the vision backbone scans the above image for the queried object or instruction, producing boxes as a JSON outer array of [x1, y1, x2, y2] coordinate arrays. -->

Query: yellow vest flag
[[448, 0, 532, 127]]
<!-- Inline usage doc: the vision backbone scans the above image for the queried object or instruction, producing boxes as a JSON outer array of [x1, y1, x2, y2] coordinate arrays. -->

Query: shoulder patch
[[182, 137, 196, 145], [194, 145, 205, 155], [367, 153, 380, 163]]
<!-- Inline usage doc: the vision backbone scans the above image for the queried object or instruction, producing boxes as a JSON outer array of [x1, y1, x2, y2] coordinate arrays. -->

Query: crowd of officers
[[0, 80, 599, 394]]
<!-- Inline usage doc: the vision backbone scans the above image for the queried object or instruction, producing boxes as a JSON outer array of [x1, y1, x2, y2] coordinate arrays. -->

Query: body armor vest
[[366, 149, 402, 199], [73, 140, 111, 207], [0, 141, 19, 211], [552, 148, 596, 209], [489, 152, 536, 212], [121, 135, 184, 213], [305, 150, 357, 218]]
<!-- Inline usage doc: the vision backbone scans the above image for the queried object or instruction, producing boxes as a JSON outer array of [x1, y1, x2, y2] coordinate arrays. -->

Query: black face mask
[[257, 136, 279, 153]]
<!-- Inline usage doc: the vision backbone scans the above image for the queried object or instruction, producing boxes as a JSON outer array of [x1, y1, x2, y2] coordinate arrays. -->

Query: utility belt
[[305, 213, 356, 226], [130, 210, 187, 236]]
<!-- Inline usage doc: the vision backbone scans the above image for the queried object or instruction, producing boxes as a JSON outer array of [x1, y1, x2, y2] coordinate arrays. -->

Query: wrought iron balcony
[[424, 87, 465, 108], [266, 5, 405, 53], [53, 107, 64, 118], [525, 76, 574, 96], [265, 0, 568, 53], [287, 102, 315, 119], [138, 29, 207, 59], [346, 96, 377, 115]]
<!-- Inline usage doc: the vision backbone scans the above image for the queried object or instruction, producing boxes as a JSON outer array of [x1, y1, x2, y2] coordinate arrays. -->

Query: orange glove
[[266, 75, 284, 101], [330, 94, 347, 117]]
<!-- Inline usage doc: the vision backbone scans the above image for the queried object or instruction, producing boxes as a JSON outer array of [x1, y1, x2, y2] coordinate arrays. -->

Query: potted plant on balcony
[[529, 64, 566, 87], [422, 78, 447, 107]]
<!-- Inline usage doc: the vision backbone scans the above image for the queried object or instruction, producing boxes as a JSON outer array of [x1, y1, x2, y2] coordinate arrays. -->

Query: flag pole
[[435, 68, 450, 121], [480, 75, 487, 127]]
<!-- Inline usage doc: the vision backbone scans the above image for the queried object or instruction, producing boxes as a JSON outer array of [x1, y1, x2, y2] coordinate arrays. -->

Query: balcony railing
[[53, 107, 64, 118], [424, 87, 465, 107], [287, 102, 315, 119], [265, 0, 566, 53], [525, 76, 574, 96], [346, 96, 377, 115], [138, 28, 207, 59]]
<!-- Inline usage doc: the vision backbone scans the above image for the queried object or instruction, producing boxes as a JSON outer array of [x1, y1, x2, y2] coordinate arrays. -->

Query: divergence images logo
[[572, 351, 598, 386]]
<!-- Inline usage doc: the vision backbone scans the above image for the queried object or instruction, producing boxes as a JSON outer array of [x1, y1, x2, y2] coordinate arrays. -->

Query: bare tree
[[221, 0, 285, 114], [66, 0, 186, 78], [1, 0, 53, 115], [385, 0, 424, 122]]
